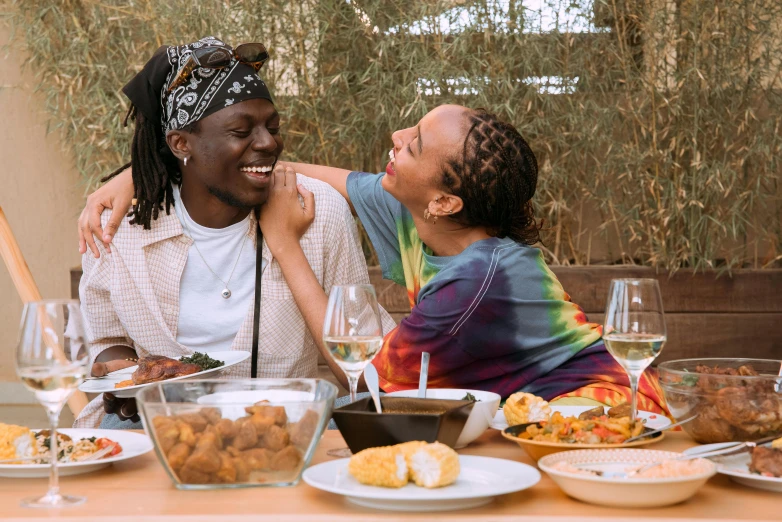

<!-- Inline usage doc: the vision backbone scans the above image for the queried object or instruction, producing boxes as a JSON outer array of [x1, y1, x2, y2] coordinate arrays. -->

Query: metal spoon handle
[[363, 363, 382, 413], [418, 352, 430, 398], [625, 413, 698, 443]]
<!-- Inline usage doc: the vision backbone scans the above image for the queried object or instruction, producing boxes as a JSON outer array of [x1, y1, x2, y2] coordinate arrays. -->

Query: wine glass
[[602, 279, 666, 423], [16, 300, 89, 508], [323, 285, 383, 457]]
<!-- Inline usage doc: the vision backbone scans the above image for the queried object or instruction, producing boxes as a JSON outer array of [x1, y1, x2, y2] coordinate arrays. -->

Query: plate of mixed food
[[498, 393, 665, 460], [0, 423, 153, 478], [79, 351, 250, 398], [684, 437, 782, 492], [302, 441, 540, 511]]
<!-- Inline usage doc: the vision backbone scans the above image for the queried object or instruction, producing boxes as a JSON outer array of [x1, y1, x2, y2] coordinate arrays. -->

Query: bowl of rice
[[538, 449, 716, 508]]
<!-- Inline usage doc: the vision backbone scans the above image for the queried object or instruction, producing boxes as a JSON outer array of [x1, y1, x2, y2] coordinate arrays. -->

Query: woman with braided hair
[[79, 104, 667, 413]]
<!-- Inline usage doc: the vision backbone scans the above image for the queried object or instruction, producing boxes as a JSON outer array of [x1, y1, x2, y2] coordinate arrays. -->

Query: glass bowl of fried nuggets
[[136, 379, 337, 489]]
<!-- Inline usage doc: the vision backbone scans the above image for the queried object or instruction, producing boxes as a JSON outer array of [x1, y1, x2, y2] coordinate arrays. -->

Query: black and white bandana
[[122, 36, 273, 134]]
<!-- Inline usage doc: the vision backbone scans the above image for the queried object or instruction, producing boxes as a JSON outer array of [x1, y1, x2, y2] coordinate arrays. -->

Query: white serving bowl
[[538, 449, 716, 508], [385, 389, 501, 448]]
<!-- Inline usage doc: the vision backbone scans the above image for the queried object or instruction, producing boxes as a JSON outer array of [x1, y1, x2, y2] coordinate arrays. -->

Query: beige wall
[[0, 23, 83, 402]]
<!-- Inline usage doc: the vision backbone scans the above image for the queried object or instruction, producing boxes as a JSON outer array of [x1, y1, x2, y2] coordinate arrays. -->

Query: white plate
[[491, 405, 671, 431], [303, 455, 540, 511], [79, 351, 251, 398], [0, 429, 153, 478], [684, 443, 782, 492]]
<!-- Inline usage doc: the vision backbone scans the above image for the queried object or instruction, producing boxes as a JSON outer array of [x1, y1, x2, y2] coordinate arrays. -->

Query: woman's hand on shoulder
[[259, 163, 315, 258], [78, 167, 135, 258]]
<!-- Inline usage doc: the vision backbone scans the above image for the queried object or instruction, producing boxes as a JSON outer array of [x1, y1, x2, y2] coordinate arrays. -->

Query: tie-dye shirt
[[346, 171, 606, 398]]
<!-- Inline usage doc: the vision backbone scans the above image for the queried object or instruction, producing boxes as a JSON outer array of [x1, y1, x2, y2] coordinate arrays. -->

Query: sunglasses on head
[[167, 43, 269, 92]]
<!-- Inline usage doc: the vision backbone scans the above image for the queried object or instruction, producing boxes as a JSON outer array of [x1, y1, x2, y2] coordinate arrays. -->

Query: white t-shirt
[[172, 185, 264, 353]]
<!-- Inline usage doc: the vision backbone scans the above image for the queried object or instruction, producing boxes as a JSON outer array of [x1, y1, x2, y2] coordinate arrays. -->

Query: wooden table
[[1, 430, 778, 522]]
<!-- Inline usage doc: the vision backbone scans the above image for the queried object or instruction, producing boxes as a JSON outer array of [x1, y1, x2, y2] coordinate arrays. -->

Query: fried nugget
[[215, 418, 238, 440], [271, 445, 302, 472], [248, 413, 276, 434], [178, 464, 212, 484], [215, 451, 237, 483], [155, 418, 180, 454], [176, 421, 196, 447], [231, 420, 258, 451], [167, 442, 192, 471], [233, 456, 251, 482], [200, 407, 222, 425], [245, 402, 288, 426], [176, 413, 208, 433], [243, 448, 272, 470], [290, 409, 320, 448], [259, 424, 290, 451]]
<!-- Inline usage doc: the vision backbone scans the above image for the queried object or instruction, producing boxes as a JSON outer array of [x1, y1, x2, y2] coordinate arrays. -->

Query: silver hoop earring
[[184, 156, 189, 167]]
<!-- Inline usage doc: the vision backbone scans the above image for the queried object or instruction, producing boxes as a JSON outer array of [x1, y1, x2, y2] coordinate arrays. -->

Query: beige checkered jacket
[[75, 175, 395, 428]]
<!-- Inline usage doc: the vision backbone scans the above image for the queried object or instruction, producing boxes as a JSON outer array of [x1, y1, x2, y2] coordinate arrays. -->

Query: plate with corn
[[302, 441, 540, 511]]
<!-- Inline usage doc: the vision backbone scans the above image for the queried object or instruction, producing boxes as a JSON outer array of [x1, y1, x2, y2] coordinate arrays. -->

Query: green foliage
[[3, 0, 781, 270]]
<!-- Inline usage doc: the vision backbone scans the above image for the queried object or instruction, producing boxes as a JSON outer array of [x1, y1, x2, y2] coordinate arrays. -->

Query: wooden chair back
[[0, 206, 89, 418]]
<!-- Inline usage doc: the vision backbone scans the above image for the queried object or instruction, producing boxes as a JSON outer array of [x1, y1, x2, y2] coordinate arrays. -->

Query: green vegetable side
[[179, 352, 225, 372]]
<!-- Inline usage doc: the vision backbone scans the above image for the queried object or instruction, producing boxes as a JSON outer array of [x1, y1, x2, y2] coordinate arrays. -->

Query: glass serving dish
[[658, 358, 782, 444], [136, 379, 337, 489]]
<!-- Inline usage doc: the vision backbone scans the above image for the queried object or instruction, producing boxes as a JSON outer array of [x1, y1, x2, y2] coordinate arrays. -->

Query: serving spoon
[[363, 363, 382, 413]]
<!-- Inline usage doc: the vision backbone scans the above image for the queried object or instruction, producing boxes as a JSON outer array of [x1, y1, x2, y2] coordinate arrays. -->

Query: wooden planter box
[[70, 265, 781, 373]]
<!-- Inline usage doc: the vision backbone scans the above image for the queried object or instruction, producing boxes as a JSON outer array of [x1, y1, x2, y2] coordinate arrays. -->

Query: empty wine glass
[[16, 300, 89, 508], [323, 285, 383, 457], [603, 279, 666, 422]]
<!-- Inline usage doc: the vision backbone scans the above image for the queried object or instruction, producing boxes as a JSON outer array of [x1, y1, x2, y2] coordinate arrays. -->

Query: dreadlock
[[440, 109, 541, 245], [101, 105, 183, 229]]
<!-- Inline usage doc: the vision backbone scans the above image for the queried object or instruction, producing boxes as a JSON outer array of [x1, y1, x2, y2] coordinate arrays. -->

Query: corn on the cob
[[348, 446, 409, 488], [503, 392, 551, 426], [395, 440, 427, 460], [406, 442, 460, 488], [0, 423, 37, 462]]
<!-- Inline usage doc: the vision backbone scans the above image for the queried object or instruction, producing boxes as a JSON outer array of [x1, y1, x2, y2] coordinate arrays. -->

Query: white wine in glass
[[16, 300, 89, 508], [323, 285, 383, 458], [603, 279, 666, 422], [322, 336, 383, 374]]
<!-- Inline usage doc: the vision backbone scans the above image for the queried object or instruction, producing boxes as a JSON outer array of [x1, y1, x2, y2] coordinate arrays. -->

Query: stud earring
[[184, 156, 189, 167], [447, 210, 453, 214]]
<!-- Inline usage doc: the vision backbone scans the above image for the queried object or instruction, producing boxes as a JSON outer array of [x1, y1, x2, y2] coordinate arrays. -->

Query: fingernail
[[103, 235, 111, 242]]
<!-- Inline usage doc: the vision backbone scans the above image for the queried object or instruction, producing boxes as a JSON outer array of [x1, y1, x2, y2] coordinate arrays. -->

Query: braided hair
[[440, 109, 540, 245], [102, 106, 190, 229]]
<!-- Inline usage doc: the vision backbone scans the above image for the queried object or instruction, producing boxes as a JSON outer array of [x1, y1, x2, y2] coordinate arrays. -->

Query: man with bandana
[[74, 37, 395, 429]]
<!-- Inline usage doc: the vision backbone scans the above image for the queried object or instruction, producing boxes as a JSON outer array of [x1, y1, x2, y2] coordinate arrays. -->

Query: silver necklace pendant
[[221, 288, 232, 299]]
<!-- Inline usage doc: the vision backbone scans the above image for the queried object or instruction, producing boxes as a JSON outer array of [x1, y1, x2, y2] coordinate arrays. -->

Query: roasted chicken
[[750, 446, 782, 477], [131, 355, 201, 385]]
